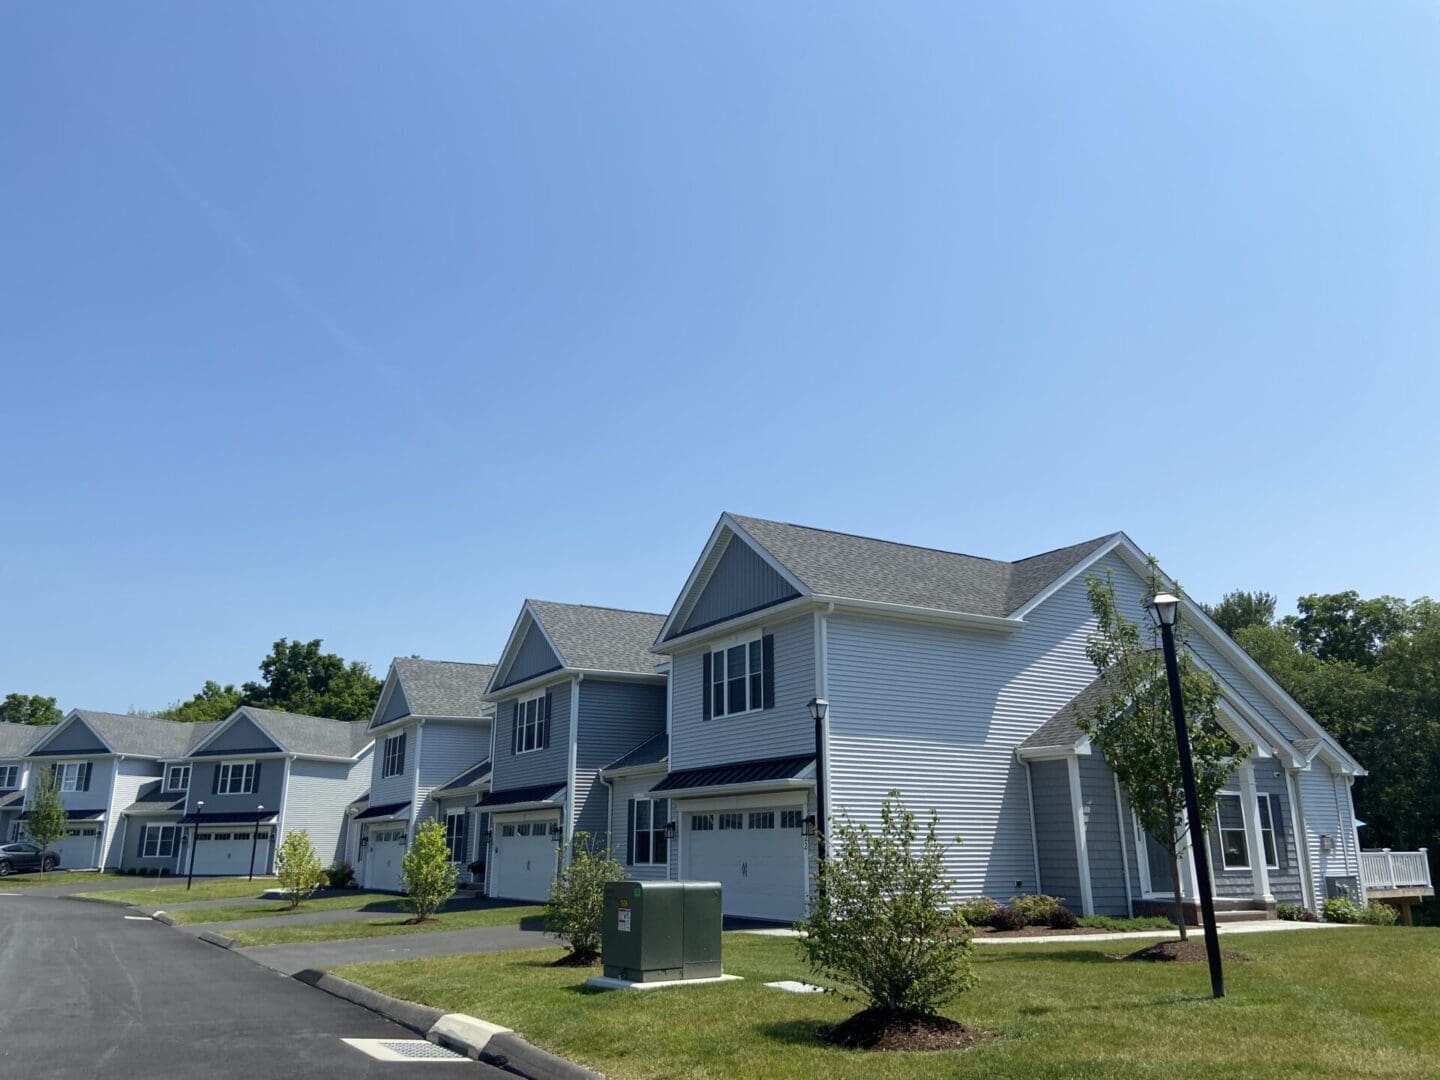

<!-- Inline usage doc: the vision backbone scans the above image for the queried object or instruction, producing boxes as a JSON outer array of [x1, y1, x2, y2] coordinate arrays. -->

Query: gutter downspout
[[275, 756, 294, 874], [565, 675, 582, 868], [410, 719, 426, 844]]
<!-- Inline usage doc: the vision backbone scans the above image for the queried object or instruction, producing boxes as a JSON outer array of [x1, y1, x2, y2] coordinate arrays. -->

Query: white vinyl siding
[[282, 751, 373, 866], [414, 721, 493, 824], [1298, 764, 1364, 909], [104, 758, 163, 869]]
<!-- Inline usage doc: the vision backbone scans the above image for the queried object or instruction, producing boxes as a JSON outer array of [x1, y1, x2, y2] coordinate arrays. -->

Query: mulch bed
[[1124, 940, 1249, 963], [550, 951, 602, 968], [821, 1009, 988, 1053]]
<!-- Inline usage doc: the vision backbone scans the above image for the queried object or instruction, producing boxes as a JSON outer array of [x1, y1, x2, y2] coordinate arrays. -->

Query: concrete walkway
[[177, 906, 402, 935], [238, 923, 556, 975], [739, 920, 1358, 944]]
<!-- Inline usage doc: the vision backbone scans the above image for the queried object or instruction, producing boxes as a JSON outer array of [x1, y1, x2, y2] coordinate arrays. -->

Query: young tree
[[1078, 570, 1236, 938], [402, 819, 457, 921], [275, 829, 326, 909], [26, 768, 68, 877], [797, 792, 975, 1022], [545, 832, 624, 963], [0, 693, 62, 726]]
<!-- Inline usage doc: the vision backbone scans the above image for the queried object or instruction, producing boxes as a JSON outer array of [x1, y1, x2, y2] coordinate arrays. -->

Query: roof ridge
[[395, 657, 497, 668], [528, 599, 666, 618], [730, 513, 1016, 567], [1011, 532, 1121, 565]]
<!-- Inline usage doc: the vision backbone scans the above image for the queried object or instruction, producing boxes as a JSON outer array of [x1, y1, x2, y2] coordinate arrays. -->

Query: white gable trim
[[26, 711, 117, 757], [1008, 534, 1127, 620], [486, 602, 567, 695]]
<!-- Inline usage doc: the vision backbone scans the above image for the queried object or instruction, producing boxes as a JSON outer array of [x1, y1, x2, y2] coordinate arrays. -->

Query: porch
[[1361, 848, 1433, 924]]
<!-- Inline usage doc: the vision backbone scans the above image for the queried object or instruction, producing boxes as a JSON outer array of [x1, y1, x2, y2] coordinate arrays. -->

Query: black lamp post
[[186, 800, 204, 891], [248, 804, 265, 881], [1147, 592, 1225, 999], [807, 697, 828, 883]]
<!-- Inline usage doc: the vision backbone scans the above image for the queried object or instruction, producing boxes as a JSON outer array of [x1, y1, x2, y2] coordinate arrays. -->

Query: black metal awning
[[177, 810, 278, 826], [18, 808, 105, 821], [475, 783, 565, 809], [650, 753, 815, 794], [353, 801, 411, 821]]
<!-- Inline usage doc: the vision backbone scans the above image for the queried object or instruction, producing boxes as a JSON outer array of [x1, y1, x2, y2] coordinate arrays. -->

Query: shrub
[[1276, 903, 1317, 922], [276, 829, 327, 909], [957, 896, 999, 927], [986, 905, 1027, 932], [1362, 901, 1399, 926], [798, 792, 976, 1020], [546, 831, 624, 962], [1322, 897, 1363, 924], [325, 861, 355, 889], [1076, 915, 1175, 931], [1011, 894, 1064, 924], [403, 820, 458, 921], [1048, 905, 1079, 930]]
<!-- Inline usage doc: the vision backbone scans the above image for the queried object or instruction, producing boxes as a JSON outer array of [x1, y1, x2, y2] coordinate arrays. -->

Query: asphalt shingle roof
[[1020, 667, 1132, 750], [604, 732, 668, 773], [392, 659, 496, 718], [49, 712, 220, 759], [120, 780, 187, 814], [729, 514, 1119, 620], [237, 708, 373, 759], [0, 722, 45, 758], [527, 601, 667, 675]]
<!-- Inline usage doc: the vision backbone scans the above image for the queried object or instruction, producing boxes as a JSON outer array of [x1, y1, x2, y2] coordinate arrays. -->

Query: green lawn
[[167, 891, 400, 925], [0, 870, 103, 889], [336, 928, 1440, 1079], [74, 877, 276, 905], [229, 900, 544, 947]]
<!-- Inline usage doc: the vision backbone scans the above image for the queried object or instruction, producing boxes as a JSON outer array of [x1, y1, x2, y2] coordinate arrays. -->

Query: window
[[518, 822, 533, 837], [501, 824, 516, 838], [515, 695, 547, 754], [217, 761, 256, 795], [780, 809, 803, 829], [55, 762, 84, 792], [1257, 793, 1281, 869], [710, 638, 765, 717], [0, 765, 18, 789], [748, 811, 775, 830], [1215, 793, 1250, 870], [445, 812, 468, 863], [689, 813, 714, 832], [142, 825, 177, 858], [718, 812, 744, 831], [164, 764, 190, 792], [382, 732, 407, 778], [631, 798, 669, 865]]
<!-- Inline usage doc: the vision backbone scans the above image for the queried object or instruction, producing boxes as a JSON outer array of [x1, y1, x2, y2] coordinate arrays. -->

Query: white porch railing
[[1361, 848, 1432, 891]]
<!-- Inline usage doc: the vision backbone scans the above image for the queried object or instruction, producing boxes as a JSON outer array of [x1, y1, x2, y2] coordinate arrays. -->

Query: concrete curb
[[198, 930, 237, 949], [292, 969, 445, 1037], [151, 911, 177, 926], [61, 893, 133, 907], [481, 1032, 600, 1080]]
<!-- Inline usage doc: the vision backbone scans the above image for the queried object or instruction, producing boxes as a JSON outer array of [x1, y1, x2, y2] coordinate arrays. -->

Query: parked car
[[0, 843, 59, 875]]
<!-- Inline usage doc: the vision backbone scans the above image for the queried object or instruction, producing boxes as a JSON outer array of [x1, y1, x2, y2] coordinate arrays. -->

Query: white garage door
[[363, 826, 408, 893], [684, 805, 806, 922], [190, 829, 270, 877], [50, 826, 101, 870], [491, 816, 559, 902]]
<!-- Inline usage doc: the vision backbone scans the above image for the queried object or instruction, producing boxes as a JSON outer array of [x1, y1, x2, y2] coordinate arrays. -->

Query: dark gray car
[[0, 842, 59, 875]]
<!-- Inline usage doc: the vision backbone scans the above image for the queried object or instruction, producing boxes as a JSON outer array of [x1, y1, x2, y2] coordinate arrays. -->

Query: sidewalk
[[237, 922, 557, 975]]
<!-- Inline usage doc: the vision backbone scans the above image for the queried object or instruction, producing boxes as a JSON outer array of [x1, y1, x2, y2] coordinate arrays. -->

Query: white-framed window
[[55, 762, 84, 792], [689, 813, 714, 832], [501, 823, 516, 838], [709, 637, 765, 718], [217, 761, 256, 795], [164, 764, 190, 792], [1215, 793, 1250, 870], [382, 732, 407, 778], [748, 811, 775, 830], [631, 798, 669, 865], [0, 765, 18, 789], [718, 812, 744, 831], [516, 694, 546, 754], [142, 824, 178, 859], [518, 822, 533, 837], [445, 812, 468, 863], [1257, 793, 1281, 869], [780, 809, 803, 829]]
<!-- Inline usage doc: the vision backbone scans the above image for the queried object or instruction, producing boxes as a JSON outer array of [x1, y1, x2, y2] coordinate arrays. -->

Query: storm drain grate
[[342, 1037, 468, 1062]]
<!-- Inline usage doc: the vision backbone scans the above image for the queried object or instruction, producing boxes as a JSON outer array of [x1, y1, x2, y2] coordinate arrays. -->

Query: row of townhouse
[[5, 512, 1397, 922]]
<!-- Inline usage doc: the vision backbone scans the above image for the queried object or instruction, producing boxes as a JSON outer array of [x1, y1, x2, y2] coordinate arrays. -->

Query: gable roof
[[391, 659, 496, 719], [1018, 670, 1128, 754], [497, 601, 666, 686], [191, 707, 372, 760], [31, 711, 220, 760], [0, 722, 45, 758], [602, 731, 668, 773], [432, 758, 492, 796]]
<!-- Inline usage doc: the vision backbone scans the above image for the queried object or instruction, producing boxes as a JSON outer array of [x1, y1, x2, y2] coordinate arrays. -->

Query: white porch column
[[1066, 755, 1095, 916], [1238, 762, 1274, 903]]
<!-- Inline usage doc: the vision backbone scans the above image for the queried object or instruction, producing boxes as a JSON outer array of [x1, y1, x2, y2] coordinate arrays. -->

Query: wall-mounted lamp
[[802, 814, 818, 838], [483, 830, 494, 844], [663, 820, 677, 841], [1320, 834, 1334, 853], [550, 823, 564, 842]]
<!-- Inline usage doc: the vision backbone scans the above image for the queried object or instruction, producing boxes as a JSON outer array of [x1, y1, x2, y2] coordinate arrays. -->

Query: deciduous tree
[[25, 768, 68, 877], [402, 819, 457, 921], [0, 693, 62, 726]]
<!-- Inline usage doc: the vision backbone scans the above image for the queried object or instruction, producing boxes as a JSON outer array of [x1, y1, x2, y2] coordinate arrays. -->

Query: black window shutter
[[702, 652, 712, 721], [761, 634, 776, 709], [253, 762, 262, 791], [543, 691, 553, 749], [212, 767, 221, 794], [81, 762, 92, 791], [626, 799, 635, 865], [511, 701, 518, 754]]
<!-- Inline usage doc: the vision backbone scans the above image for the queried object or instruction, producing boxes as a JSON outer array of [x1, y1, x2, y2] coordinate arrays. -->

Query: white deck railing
[[1361, 848, 1432, 891]]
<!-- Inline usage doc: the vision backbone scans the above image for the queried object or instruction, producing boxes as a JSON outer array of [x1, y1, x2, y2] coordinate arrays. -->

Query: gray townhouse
[[479, 600, 667, 903], [0, 722, 44, 845], [629, 512, 1366, 923], [346, 658, 496, 893]]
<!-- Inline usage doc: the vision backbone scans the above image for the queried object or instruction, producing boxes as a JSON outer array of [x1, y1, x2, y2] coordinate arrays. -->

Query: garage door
[[491, 816, 559, 902], [50, 826, 101, 870], [190, 829, 270, 877], [684, 806, 806, 921], [363, 826, 408, 893]]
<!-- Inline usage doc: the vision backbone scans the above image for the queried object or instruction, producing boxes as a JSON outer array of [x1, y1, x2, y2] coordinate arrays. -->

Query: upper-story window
[[514, 693, 549, 754], [0, 765, 19, 789], [53, 762, 90, 792], [382, 732, 407, 778], [217, 761, 256, 795], [164, 764, 191, 792], [704, 634, 773, 719]]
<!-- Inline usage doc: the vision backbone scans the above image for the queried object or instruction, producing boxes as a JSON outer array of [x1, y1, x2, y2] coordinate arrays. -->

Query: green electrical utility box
[[601, 880, 723, 983]]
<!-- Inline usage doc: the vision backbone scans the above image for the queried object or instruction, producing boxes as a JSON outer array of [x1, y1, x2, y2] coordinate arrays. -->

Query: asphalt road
[[0, 894, 505, 1079]]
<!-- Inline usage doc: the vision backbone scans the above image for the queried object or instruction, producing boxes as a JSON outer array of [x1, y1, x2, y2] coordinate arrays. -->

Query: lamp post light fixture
[[186, 800, 205, 891], [1146, 591, 1225, 999], [807, 697, 829, 893], [248, 805, 265, 881]]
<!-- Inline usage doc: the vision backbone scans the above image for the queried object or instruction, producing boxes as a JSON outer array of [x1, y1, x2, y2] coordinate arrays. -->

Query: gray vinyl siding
[[1254, 760, 1303, 903], [415, 720, 492, 825], [1298, 764, 1362, 909], [369, 723, 415, 808], [118, 815, 184, 872], [609, 769, 670, 881], [574, 680, 666, 841], [201, 715, 281, 755], [1186, 633, 1306, 744], [188, 758, 286, 818], [282, 751, 373, 865], [669, 615, 816, 771], [679, 534, 800, 634], [1077, 754, 1129, 916], [1030, 761, 1081, 909], [35, 757, 115, 814], [1117, 783, 1145, 899], [499, 620, 563, 689], [1209, 790, 1255, 899], [492, 679, 572, 792], [34, 719, 108, 755], [104, 758, 163, 869], [376, 681, 411, 728]]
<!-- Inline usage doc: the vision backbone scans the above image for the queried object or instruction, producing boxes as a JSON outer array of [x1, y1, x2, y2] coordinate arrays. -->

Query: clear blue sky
[[2, 3, 1436, 713]]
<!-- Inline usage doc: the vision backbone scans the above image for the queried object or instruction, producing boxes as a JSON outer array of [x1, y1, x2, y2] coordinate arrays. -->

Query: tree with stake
[[1078, 570, 1235, 939], [275, 829, 326, 910], [25, 768, 68, 878], [545, 832, 624, 964], [402, 819, 457, 922]]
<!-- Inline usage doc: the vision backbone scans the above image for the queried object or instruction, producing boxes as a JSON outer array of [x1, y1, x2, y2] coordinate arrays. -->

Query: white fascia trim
[[1213, 699, 1275, 762], [484, 667, 661, 704], [651, 595, 815, 655], [656, 778, 815, 801], [1015, 739, 1092, 763], [1008, 534, 1127, 620], [1066, 755, 1095, 916], [27, 712, 118, 757], [816, 595, 1025, 633]]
